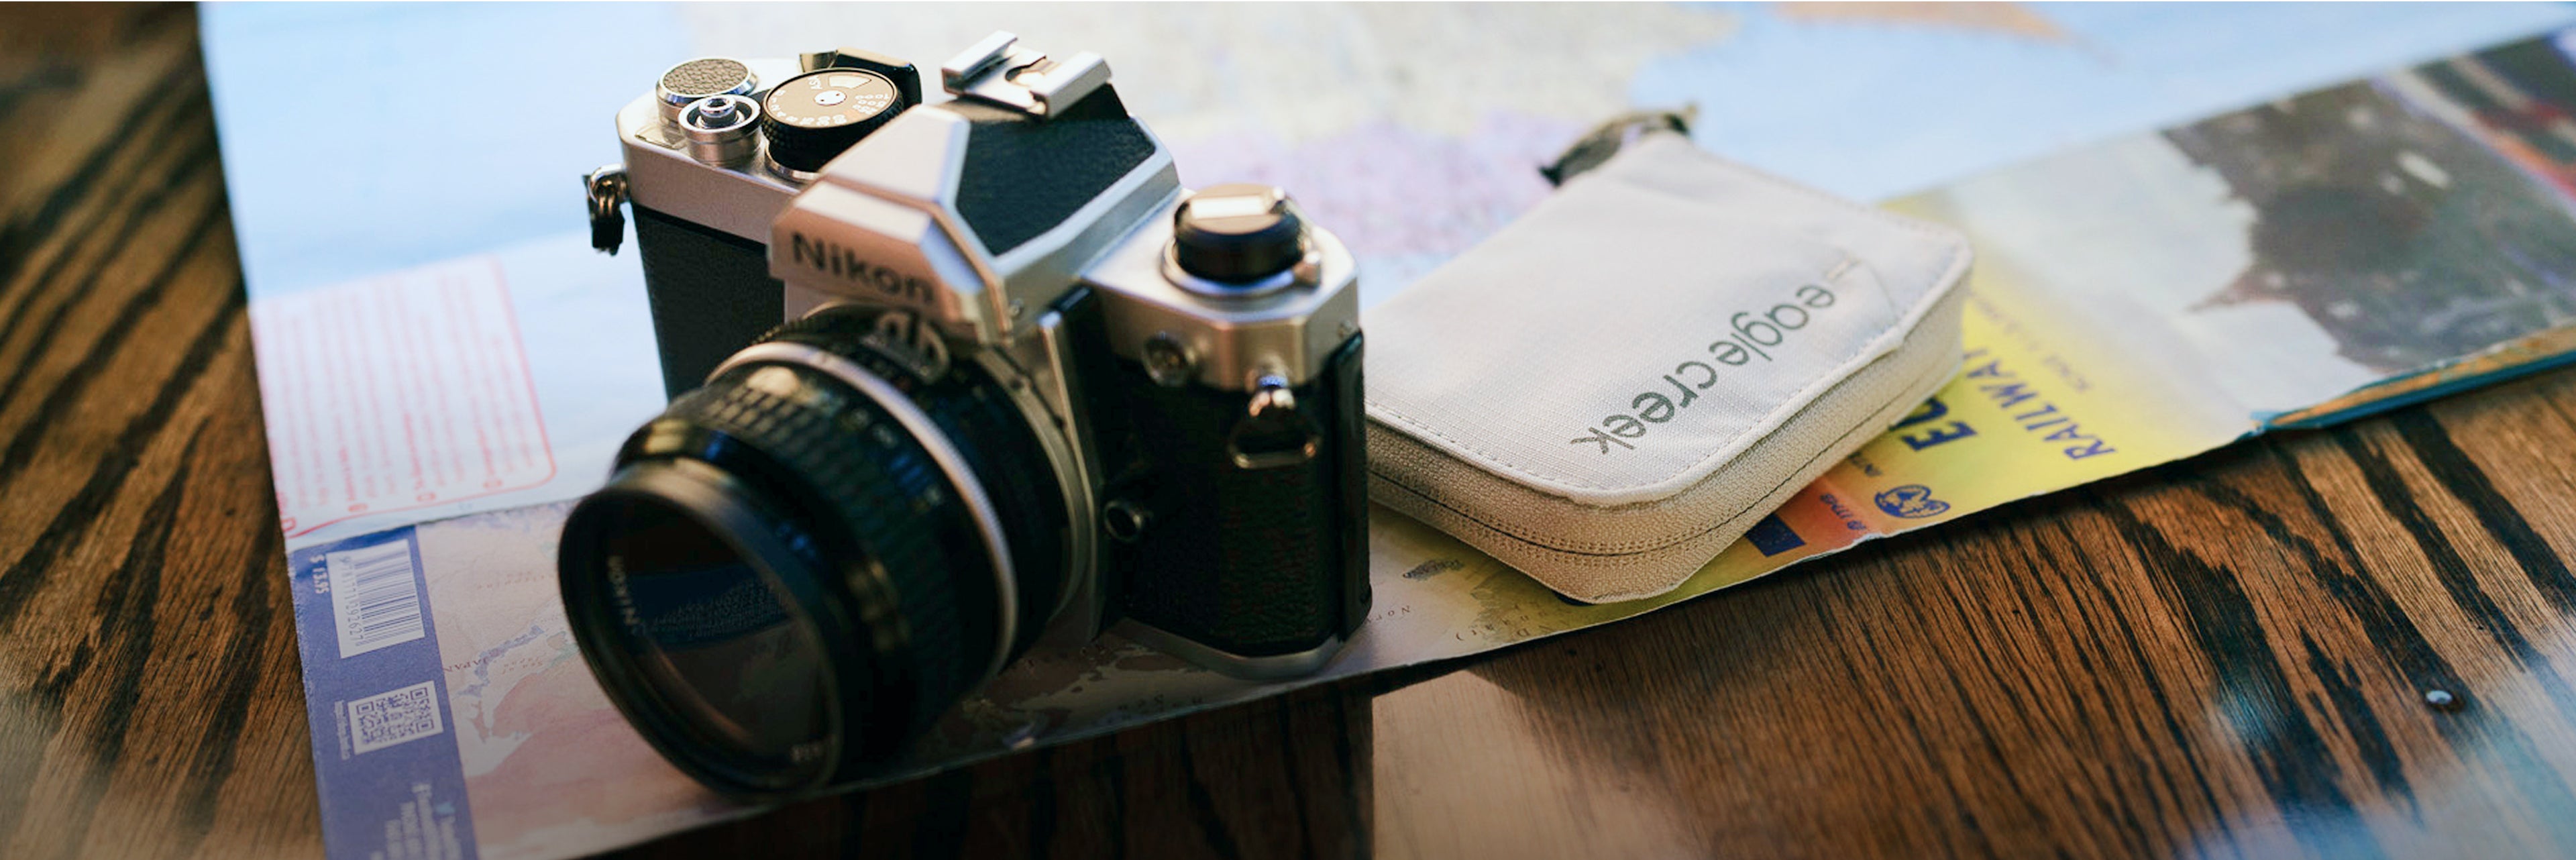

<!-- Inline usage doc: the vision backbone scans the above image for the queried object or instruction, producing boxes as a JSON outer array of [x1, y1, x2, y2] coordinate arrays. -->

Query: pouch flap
[[1365, 134, 1969, 508]]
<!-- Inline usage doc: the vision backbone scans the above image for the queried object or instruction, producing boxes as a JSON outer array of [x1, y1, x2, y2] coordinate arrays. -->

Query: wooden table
[[13, 6, 2576, 858]]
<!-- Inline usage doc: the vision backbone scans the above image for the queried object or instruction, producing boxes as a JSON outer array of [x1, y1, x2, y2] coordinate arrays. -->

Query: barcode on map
[[326, 539, 424, 658], [345, 680, 443, 755]]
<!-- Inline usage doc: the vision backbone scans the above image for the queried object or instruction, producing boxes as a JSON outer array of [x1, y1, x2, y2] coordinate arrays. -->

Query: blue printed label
[[288, 527, 478, 860]]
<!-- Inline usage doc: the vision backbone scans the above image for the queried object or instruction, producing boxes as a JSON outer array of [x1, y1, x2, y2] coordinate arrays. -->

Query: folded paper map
[[209, 7, 2576, 859]]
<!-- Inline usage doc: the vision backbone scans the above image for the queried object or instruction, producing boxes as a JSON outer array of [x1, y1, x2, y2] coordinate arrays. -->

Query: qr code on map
[[345, 680, 443, 755]]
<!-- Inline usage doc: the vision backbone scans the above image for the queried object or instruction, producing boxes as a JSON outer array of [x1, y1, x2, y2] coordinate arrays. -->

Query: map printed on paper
[[213, 5, 2576, 859]]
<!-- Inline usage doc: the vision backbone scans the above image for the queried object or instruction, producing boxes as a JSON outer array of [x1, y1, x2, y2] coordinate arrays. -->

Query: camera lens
[[559, 307, 1069, 798]]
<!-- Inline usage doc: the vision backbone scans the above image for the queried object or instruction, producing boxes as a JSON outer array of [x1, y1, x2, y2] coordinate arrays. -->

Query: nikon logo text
[[788, 232, 936, 305]]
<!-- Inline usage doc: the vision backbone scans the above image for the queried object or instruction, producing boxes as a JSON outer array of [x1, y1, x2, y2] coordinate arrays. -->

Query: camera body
[[594, 34, 1367, 682]]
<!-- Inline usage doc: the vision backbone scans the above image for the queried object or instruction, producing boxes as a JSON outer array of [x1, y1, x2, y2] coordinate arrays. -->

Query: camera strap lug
[[584, 165, 630, 254], [1227, 375, 1322, 470]]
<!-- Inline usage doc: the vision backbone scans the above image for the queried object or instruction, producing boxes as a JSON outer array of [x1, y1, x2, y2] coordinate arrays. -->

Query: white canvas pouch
[[1365, 131, 1972, 602]]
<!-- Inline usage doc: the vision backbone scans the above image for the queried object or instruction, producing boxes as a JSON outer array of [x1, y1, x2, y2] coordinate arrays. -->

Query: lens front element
[[592, 493, 828, 771], [559, 460, 849, 793]]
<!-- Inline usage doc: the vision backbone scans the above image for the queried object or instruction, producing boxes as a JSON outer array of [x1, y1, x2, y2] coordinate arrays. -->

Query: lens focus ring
[[761, 311, 1069, 645]]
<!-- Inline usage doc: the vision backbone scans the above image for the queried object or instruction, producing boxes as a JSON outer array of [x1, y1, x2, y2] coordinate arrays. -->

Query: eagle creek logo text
[[1568, 281, 1840, 454], [788, 232, 936, 305]]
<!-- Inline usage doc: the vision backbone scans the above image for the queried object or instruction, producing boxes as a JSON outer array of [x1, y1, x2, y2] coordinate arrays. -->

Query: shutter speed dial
[[761, 68, 908, 178]]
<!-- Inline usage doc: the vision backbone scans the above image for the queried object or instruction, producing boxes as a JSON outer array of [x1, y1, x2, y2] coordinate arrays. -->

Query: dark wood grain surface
[[12, 5, 2576, 859]]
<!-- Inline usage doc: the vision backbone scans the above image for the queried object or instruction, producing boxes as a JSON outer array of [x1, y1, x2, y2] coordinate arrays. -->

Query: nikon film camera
[[558, 33, 1369, 799]]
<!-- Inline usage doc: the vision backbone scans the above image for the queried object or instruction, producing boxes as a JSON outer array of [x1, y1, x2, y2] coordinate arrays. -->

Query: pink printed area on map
[[251, 258, 555, 538]]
